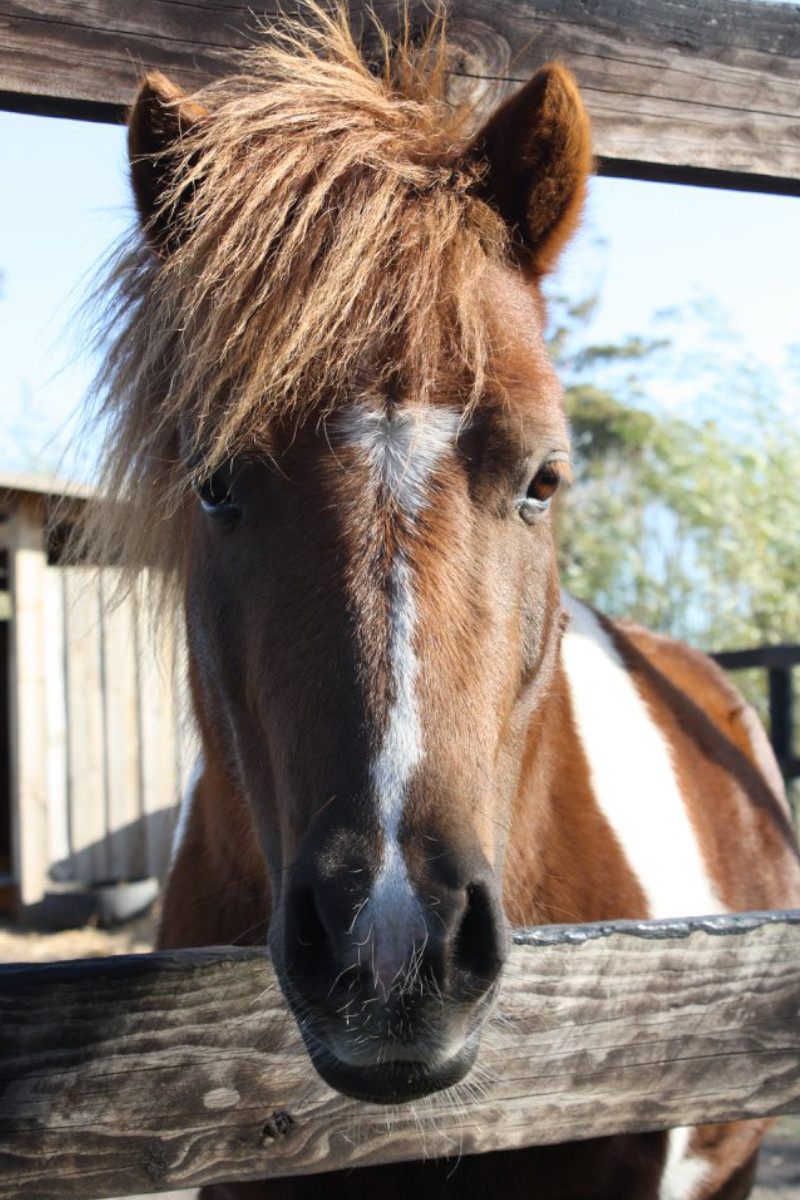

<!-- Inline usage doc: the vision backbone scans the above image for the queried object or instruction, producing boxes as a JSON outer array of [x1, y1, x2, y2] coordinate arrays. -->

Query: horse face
[[128, 37, 591, 1103], [184, 268, 570, 1101]]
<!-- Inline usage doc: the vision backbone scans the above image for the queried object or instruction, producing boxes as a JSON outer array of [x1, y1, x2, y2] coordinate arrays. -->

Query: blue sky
[[1, 106, 798, 480]]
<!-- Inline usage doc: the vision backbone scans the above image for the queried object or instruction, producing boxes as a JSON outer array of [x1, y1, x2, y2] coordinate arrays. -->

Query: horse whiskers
[[326, 961, 360, 1001], [345, 896, 370, 936]]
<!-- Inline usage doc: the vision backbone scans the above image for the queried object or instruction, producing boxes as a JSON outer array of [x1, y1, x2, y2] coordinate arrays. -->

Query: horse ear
[[470, 65, 592, 275], [128, 72, 207, 253]]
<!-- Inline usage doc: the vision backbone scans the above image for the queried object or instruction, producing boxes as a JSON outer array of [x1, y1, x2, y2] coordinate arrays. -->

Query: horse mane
[[78, 5, 510, 587]]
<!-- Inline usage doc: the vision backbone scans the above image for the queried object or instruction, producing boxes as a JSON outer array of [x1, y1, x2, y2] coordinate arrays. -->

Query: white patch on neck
[[561, 593, 724, 920], [338, 404, 460, 955], [170, 752, 204, 864], [659, 1127, 710, 1200]]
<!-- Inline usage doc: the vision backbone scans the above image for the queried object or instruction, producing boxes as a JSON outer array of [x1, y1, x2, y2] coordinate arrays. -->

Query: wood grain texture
[[2, 911, 800, 1199], [135, 579, 182, 882], [0, 1, 799, 190], [99, 570, 144, 880]]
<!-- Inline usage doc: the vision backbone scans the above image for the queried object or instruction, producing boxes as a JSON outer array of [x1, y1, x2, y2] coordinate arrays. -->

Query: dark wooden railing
[[2, 1, 800, 194], [713, 646, 800, 781]]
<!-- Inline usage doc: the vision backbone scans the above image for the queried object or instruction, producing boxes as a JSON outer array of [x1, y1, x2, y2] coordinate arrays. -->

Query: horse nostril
[[288, 886, 327, 950], [452, 881, 505, 990]]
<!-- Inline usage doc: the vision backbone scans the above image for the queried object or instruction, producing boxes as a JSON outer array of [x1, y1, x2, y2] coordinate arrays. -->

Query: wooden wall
[[3, 494, 195, 907]]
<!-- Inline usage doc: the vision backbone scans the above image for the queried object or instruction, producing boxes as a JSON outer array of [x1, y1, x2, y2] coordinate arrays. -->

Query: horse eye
[[194, 468, 239, 518], [516, 460, 566, 525], [527, 463, 563, 504]]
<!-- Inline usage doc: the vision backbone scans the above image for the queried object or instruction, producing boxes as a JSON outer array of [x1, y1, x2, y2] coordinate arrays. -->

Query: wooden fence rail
[[2, 910, 800, 1199], [714, 645, 800, 780], [1, 1, 800, 193]]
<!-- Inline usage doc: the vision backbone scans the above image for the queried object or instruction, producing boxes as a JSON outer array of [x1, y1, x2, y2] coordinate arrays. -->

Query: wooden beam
[[0, 1, 799, 192], [714, 646, 800, 671], [2, 910, 800, 1198]]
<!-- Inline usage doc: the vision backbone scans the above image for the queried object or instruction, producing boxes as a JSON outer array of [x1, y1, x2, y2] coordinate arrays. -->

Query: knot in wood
[[260, 1110, 296, 1142]]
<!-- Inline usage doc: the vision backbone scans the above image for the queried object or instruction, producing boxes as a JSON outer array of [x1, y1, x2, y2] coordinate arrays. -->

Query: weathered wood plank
[[2, 911, 800, 1199], [5, 499, 49, 907], [63, 568, 108, 884], [43, 567, 70, 879], [1, 1, 799, 191], [135, 581, 181, 880], [99, 572, 144, 880]]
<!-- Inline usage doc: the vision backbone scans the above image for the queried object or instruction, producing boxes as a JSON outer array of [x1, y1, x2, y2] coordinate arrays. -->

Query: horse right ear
[[128, 72, 208, 254], [469, 64, 592, 276]]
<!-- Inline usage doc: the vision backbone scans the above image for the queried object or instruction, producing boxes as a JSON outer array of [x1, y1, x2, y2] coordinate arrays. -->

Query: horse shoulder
[[615, 621, 787, 807], [608, 615, 800, 913]]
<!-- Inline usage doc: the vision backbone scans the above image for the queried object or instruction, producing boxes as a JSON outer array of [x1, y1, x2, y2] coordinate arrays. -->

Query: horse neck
[[158, 684, 272, 950], [504, 653, 650, 929]]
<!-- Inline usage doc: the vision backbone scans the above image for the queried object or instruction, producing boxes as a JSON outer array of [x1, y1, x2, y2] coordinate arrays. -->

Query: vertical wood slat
[[100, 571, 144, 879], [42, 568, 70, 880], [6, 501, 49, 907], [769, 666, 795, 768], [63, 568, 108, 884], [54, 569, 187, 891], [136, 579, 180, 881]]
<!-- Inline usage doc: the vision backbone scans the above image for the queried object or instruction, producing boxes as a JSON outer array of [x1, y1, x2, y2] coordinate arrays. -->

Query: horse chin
[[304, 1035, 481, 1105]]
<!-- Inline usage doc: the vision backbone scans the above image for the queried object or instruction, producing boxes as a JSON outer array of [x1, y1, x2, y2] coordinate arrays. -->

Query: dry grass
[[0, 909, 156, 962]]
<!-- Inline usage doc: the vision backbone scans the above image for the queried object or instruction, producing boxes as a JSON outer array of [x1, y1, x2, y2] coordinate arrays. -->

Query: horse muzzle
[[300, 1023, 485, 1104], [273, 856, 507, 1104]]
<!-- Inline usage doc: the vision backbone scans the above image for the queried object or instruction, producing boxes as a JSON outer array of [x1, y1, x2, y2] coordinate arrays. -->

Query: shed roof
[[0, 471, 93, 503]]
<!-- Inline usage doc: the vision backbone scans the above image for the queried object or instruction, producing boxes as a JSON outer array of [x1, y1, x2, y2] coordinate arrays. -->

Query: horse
[[87, 8, 800, 1197]]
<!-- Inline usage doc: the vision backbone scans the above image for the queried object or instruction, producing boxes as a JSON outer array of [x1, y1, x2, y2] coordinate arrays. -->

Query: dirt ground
[[1, 915, 795, 1200]]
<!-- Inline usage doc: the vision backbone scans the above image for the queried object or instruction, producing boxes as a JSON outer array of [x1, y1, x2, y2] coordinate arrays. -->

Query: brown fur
[[127, 71, 208, 253], [607, 620, 800, 915], [472, 64, 593, 275]]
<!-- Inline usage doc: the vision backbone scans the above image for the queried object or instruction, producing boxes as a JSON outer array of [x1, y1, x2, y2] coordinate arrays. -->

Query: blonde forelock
[[80, 5, 509, 589]]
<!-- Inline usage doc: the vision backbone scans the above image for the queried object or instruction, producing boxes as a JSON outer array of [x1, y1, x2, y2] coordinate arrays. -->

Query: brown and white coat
[[94, 11, 800, 1198]]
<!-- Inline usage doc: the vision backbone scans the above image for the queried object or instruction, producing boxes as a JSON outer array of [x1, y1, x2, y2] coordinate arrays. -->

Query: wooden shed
[[0, 472, 196, 913]]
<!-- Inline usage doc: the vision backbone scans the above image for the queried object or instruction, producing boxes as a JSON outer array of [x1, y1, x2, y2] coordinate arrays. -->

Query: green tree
[[549, 291, 800, 748]]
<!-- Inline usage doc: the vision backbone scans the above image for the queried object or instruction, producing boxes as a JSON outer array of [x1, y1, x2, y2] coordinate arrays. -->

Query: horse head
[[111, 12, 591, 1104]]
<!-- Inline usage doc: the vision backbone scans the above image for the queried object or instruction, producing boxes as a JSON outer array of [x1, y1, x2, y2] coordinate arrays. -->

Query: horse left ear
[[470, 65, 592, 275], [128, 71, 208, 254]]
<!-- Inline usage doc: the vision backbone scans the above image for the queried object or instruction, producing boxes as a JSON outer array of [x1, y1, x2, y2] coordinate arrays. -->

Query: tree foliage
[[550, 293, 800, 655]]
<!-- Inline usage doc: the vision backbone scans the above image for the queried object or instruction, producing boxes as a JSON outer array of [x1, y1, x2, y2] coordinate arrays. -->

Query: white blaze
[[337, 405, 462, 517], [561, 592, 724, 921], [370, 549, 423, 910], [337, 405, 460, 945]]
